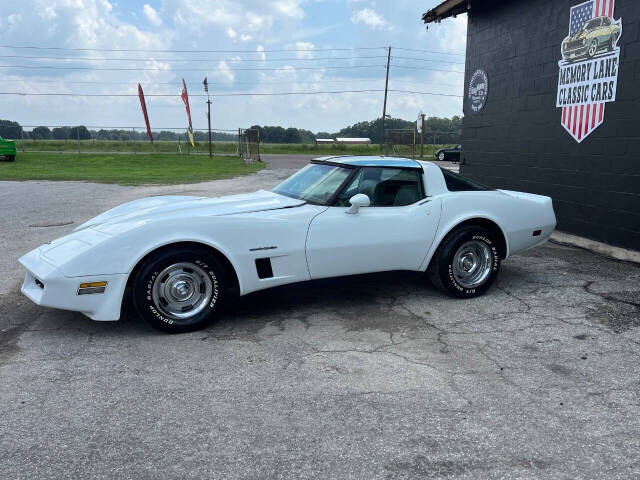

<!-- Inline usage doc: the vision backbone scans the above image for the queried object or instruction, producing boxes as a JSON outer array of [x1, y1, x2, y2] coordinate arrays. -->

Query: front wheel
[[587, 40, 598, 58], [438, 152, 445, 161], [132, 246, 225, 333], [428, 226, 500, 298], [7, 155, 15, 162]]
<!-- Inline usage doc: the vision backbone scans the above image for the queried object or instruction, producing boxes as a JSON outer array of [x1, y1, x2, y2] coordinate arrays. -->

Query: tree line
[[0, 121, 238, 142], [1, 116, 462, 144]]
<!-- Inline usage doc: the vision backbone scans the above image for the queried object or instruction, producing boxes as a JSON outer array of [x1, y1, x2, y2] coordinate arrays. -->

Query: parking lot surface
[[1, 157, 639, 479]]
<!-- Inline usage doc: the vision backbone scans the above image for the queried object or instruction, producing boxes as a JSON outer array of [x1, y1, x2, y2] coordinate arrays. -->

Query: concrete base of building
[[551, 231, 640, 265]]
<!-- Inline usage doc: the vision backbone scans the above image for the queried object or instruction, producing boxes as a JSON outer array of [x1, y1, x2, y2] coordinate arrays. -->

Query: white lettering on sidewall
[[448, 235, 498, 292], [147, 260, 220, 325]]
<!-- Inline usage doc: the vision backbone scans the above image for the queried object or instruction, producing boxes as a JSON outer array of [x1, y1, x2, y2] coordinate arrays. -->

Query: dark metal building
[[423, 0, 639, 251]]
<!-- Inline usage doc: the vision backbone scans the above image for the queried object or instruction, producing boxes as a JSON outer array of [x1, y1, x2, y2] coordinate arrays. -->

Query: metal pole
[[77, 128, 80, 154], [21, 128, 24, 153], [207, 98, 213, 158], [132, 128, 136, 154], [420, 114, 425, 159], [380, 46, 391, 153], [413, 129, 416, 160]]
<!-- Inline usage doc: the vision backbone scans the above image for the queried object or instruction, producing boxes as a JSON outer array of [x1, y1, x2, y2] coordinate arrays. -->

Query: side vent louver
[[255, 258, 274, 279]]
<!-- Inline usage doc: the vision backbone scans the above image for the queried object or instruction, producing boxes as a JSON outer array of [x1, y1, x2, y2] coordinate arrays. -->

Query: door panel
[[305, 199, 442, 279]]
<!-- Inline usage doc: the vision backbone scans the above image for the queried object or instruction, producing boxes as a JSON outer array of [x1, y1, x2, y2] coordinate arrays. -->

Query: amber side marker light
[[77, 281, 107, 295]]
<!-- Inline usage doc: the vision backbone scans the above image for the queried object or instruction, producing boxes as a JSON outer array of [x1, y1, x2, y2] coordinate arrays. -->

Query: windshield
[[272, 163, 352, 205], [585, 19, 600, 30]]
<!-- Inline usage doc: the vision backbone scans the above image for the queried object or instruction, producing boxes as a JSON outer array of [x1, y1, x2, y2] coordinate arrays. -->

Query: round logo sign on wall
[[468, 69, 489, 113]]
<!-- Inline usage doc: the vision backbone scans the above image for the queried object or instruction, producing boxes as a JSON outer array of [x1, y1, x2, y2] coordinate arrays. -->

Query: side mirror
[[346, 193, 370, 214]]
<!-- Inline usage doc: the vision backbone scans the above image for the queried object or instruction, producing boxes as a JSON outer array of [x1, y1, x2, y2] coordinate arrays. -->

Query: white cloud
[[240, 33, 252, 42], [8, 13, 23, 26], [272, 0, 304, 19], [350, 8, 392, 31], [246, 11, 267, 31], [143, 4, 162, 26], [211, 60, 234, 83], [438, 15, 467, 54], [256, 45, 266, 61], [226, 26, 237, 38], [294, 41, 314, 59]]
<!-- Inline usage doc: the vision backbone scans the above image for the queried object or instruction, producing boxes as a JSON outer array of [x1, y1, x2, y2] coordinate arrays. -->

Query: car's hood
[[568, 30, 587, 42], [74, 189, 305, 233]]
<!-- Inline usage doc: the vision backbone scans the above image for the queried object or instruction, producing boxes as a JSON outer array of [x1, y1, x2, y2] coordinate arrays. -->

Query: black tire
[[132, 246, 225, 333], [7, 155, 15, 162], [428, 225, 500, 298]]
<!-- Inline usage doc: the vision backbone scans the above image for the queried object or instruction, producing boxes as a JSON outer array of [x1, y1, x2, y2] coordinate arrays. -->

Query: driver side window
[[334, 167, 425, 207]]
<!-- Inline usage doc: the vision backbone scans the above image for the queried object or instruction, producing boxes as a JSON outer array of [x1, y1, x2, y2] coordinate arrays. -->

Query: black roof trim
[[422, 0, 471, 24]]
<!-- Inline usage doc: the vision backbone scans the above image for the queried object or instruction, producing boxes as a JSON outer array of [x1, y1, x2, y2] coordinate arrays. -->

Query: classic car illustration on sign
[[557, 0, 622, 143], [561, 15, 621, 63], [19, 157, 556, 333]]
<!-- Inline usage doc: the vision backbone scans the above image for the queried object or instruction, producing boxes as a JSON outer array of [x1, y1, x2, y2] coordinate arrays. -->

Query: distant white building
[[315, 138, 335, 144], [336, 138, 371, 144]]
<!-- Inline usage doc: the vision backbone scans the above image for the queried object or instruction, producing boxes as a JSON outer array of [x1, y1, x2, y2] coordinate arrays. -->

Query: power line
[[0, 63, 465, 74], [0, 53, 466, 65], [0, 53, 466, 66], [0, 45, 467, 56], [0, 44, 387, 53], [0, 89, 463, 98], [0, 63, 388, 72], [391, 64, 464, 73], [0, 78, 460, 88], [392, 55, 464, 65], [392, 46, 465, 56], [0, 54, 389, 63]]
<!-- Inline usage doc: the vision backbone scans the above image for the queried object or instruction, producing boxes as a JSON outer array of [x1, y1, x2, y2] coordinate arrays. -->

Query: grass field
[[15, 139, 452, 157], [0, 153, 265, 185]]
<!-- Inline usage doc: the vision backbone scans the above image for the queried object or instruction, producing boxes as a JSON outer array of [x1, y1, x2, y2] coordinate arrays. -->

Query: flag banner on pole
[[138, 83, 153, 143], [181, 78, 195, 147]]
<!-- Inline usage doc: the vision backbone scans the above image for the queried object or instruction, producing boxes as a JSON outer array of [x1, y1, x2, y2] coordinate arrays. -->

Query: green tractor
[[0, 136, 17, 161]]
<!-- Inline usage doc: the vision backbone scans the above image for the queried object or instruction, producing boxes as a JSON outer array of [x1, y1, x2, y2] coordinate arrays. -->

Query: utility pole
[[204, 77, 213, 158], [380, 46, 391, 153], [420, 113, 426, 159]]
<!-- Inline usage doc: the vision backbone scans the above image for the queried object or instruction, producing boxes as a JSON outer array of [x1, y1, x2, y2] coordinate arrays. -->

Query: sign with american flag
[[556, 0, 622, 143]]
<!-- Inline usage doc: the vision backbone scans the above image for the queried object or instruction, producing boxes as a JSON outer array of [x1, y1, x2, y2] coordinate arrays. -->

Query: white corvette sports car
[[20, 156, 556, 333]]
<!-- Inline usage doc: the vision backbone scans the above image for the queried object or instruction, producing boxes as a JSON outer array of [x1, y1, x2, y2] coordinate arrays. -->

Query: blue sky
[[0, 0, 467, 133]]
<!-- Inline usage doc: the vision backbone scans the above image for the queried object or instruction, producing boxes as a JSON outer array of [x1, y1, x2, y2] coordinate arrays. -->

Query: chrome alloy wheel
[[451, 240, 493, 289], [151, 262, 213, 321], [588, 41, 598, 57]]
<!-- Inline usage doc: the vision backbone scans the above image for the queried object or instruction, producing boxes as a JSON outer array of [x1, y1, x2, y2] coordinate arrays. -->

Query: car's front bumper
[[562, 45, 588, 61], [19, 247, 128, 321]]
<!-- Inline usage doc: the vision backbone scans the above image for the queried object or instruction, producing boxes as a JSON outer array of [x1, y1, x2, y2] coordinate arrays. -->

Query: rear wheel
[[438, 151, 445, 161], [587, 40, 598, 58], [7, 155, 15, 162], [428, 226, 500, 298], [132, 246, 225, 333]]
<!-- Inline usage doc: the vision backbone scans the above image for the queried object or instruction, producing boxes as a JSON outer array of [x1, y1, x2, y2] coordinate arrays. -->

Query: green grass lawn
[[0, 152, 265, 185]]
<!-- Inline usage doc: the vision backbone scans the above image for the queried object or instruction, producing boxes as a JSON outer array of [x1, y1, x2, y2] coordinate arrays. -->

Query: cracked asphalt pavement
[[1, 155, 639, 479]]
